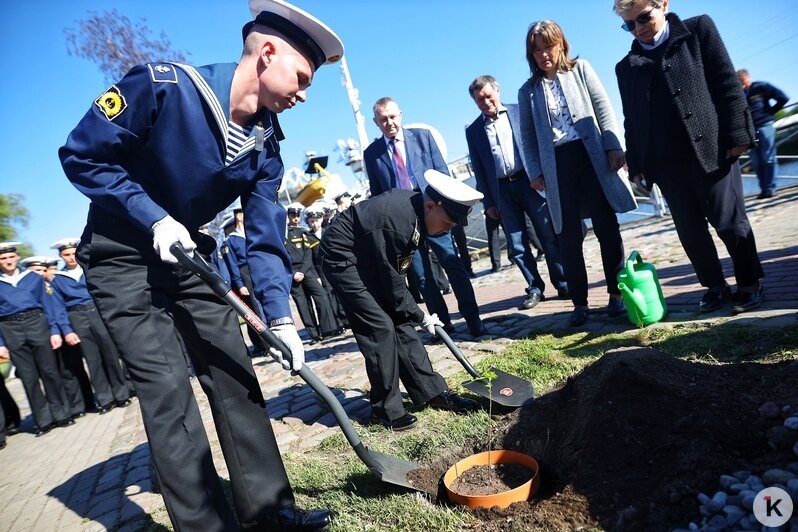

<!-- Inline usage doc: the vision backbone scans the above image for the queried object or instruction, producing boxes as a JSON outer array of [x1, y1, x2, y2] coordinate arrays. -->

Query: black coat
[[616, 13, 755, 178]]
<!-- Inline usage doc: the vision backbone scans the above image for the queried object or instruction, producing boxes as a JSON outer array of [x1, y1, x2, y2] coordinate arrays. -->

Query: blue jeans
[[498, 177, 567, 296], [410, 232, 480, 325], [750, 123, 777, 194]]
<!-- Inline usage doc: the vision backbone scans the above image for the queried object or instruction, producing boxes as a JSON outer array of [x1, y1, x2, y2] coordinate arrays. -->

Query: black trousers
[[323, 258, 446, 420], [0, 314, 70, 428], [57, 346, 93, 414], [555, 140, 625, 306], [451, 225, 472, 274], [290, 272, 336, 339], [67, 306, 130, 404], [650, 160, 763, 288], [485, 214, 502, 270], [0, 371, 21, 441], [78, 214, 293, 531]]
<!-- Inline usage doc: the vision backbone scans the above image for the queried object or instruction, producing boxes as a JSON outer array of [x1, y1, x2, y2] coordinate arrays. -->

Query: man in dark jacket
[[737, 69, 789, 199], [320, 170, 480, 431], [614, 0, 764, 314]]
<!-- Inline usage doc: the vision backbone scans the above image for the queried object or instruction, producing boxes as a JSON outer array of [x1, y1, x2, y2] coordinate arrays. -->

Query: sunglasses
[[621, 7, 656, 32]]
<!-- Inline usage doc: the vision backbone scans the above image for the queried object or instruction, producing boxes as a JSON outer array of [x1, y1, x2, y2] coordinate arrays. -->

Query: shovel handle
[[170, 242, 367, 451], [434, 325, 482, 380]]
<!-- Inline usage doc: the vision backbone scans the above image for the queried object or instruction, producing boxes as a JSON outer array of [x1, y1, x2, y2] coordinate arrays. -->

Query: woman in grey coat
[[518, 20, 637, 327]]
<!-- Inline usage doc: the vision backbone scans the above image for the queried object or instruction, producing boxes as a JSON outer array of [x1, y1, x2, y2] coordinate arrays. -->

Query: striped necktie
[[390, 138, 413, 190]]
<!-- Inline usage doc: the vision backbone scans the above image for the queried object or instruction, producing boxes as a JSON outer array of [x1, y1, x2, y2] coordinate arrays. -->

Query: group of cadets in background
[[0, 240, 133, 448]]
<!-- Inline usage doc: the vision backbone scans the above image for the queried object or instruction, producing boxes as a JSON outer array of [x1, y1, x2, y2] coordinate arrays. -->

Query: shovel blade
[[358, 445, 423, 490], [462, 367, 534, 408]]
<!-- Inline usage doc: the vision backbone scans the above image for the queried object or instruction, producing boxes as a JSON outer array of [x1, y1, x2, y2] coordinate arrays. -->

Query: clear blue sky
[[1, 1, 796, 255]]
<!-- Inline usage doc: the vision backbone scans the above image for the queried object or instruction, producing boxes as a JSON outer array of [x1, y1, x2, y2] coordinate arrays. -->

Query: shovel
[[435, 326, 534, 409], [170, 243, 421, 491]]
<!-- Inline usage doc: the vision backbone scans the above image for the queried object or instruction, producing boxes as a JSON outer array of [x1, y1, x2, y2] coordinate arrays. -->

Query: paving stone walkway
[[1, 187, 796, 531]]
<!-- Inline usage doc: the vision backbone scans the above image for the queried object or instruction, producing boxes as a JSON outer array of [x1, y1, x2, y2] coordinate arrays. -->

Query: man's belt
[[67, 303, 96, 313], [0, 308, 43, 322], [500, 170, 525, 182]]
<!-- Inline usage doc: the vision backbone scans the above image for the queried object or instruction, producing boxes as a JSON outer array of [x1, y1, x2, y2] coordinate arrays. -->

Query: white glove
[[151, 215, 196, 264], [269, 324, 304, 371], [421, 312, 444, 336]]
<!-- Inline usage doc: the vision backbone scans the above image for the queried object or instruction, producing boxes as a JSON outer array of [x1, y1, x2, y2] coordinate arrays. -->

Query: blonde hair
[[525, 20, 578, 78]]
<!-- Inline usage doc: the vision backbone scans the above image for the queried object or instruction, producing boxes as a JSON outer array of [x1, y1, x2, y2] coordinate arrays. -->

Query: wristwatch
[[268, 317, 294, 328]]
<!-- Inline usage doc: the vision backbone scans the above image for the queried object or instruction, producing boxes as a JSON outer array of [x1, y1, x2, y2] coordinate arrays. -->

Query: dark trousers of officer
[[78, 216, 294, 531], [57, 346, 92, 414], [649, 160, 764, 289], [68, 305, 131, 405], [451, 225, 473, 274], [323, 259, 446, 421], [290, 272, 336, 340], [555, 140, 625, 307], [485, 213, 502, 271], [0, 313, 71, 428], [0, 371, 21, 428]]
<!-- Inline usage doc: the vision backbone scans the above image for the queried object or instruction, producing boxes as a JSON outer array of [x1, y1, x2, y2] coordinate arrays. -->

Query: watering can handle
[[628, 250, 642, 265]]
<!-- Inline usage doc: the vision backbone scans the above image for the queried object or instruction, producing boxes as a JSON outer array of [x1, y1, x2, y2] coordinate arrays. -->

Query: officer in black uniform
[[285, 203, 338, 342], [57, 0, 343, 529], [0, 244, 74, 436], [320, 170, 481, 431]]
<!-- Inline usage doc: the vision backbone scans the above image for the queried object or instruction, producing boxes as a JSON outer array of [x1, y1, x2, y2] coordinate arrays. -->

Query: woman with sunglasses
[[517, 20, 637, 327], [614, 0, 765, 314]]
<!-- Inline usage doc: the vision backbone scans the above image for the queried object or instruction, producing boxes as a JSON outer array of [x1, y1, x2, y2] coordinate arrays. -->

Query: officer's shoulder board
[[148, 63, 178, 84]]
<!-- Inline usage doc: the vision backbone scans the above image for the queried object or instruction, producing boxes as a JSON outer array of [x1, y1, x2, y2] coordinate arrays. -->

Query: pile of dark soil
[[412, 347, 798, 531]]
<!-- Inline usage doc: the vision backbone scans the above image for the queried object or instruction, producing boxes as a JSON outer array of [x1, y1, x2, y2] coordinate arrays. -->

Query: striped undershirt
[[226, 120, 252, 165]]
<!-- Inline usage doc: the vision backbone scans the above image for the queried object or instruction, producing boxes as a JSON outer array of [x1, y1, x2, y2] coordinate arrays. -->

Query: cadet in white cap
[[58, 0, 343, 528], [0, 243, 74, 436], [49, 238, 132, 414], [319, 170, 482, 431]]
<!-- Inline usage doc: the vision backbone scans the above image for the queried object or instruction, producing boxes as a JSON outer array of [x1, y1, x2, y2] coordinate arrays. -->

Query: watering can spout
[[618, 282, 647, 316]]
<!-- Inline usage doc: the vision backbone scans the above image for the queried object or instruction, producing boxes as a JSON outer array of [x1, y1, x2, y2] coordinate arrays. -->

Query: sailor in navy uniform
[[284, 203, 337, 343], [50, 238, 132, 412], [0, 244, 74, 436], [320, 171, 480, 431], [58, 0, 343, 529]]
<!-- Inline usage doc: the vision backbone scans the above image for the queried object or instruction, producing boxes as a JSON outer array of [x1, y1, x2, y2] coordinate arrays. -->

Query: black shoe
[[570, 307, 589, 327], [557, 287, 570, 300], [0, 440, 5, 449], [468, 270, 477, 279], [6, 423, 19, 436], [442, 287, 452, 295], [73, 411, 86, 418], [116, 399, 132, 408], [522, 291, 541, 309], [427, 390, 479, 413], [607, 297, 626, 317], [97, 403, 115, 414], [467, 319, 486, 337], [732, 282, 764, 314], [441, 323, 456, 334], [757, 190, 775, 199], [35, 423, 54, 437], [536, 250, 545, 262], [699, 285, 732, 313], [370, 412, 418, 431], [490, 265, 501, 273], [243, 506, 333, 531], [56, 417, 76, 428]]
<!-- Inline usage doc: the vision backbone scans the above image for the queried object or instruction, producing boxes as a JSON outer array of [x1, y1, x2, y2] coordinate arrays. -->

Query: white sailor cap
[[0, 241, 21, 254], [423, 170, 484, 226], [20, 256, 57, 269], [244, 0, 344, 71], [220, 214, 236, 231], [286, 202, 304, 216], [50, 237, 81, 252], [304, 203, 324, 219]]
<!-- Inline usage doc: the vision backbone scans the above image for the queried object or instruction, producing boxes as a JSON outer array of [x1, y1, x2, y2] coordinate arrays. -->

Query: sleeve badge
[[397, 254, 413, 274], [94, 85, 127, 121]]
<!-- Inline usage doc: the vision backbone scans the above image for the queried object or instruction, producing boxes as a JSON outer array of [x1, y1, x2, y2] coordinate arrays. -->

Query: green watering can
[[617, 251, 667, 326]]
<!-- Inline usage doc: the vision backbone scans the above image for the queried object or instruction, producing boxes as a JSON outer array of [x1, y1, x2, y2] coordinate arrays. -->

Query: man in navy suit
[[364, 97, 485, 336], [466, 75, 568, 307]]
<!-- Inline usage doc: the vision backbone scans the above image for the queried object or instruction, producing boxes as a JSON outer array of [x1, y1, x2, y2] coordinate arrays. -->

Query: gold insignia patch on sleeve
[[94, 85, 127, 121], [397, 254, 413, 274]]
